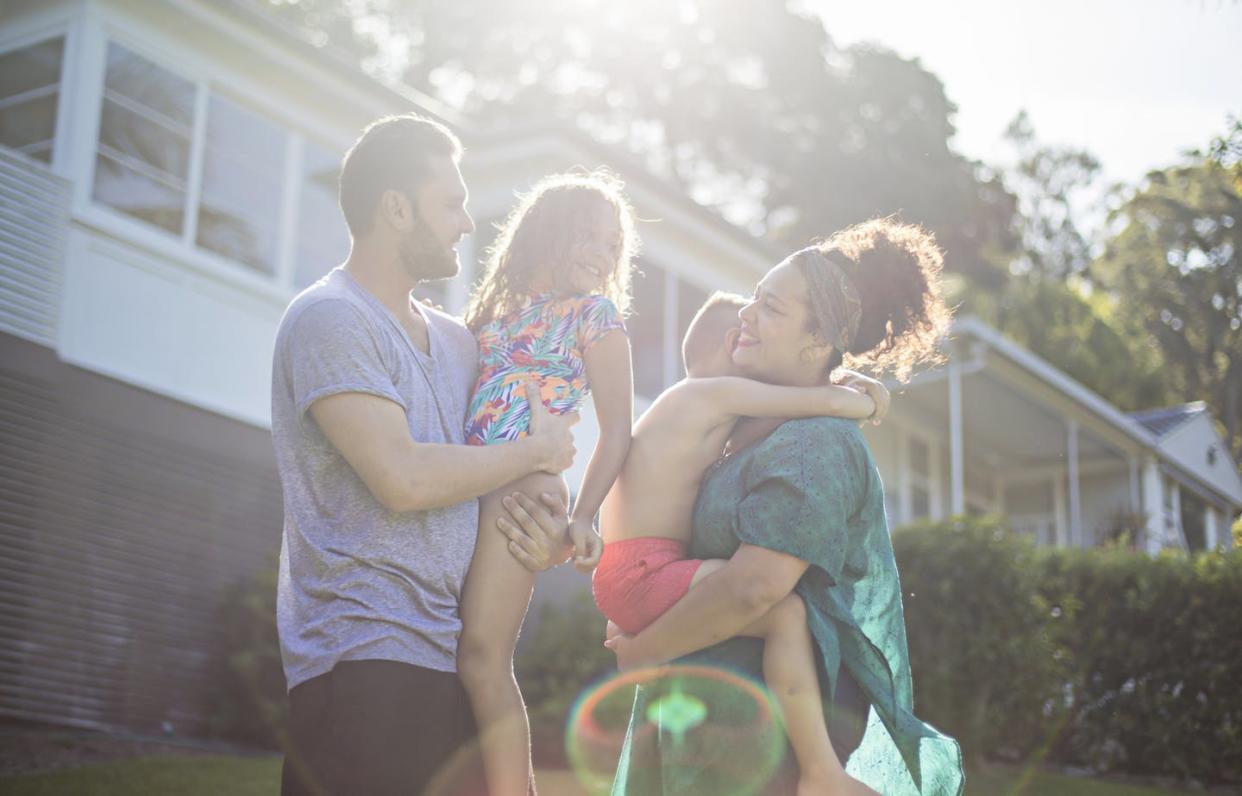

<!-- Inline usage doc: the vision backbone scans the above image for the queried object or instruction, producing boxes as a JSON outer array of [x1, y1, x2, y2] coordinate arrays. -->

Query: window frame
[[74, 27, 352, 303], [0, 23, 73, 170]]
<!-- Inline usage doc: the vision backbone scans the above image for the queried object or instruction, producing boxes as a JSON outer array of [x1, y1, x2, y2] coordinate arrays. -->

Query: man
[[270, 113, 578, 795]]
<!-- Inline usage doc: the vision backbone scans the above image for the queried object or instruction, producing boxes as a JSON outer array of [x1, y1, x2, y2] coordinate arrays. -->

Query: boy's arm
[[680, 376, 878, 426], [310, 382, 577, 513]]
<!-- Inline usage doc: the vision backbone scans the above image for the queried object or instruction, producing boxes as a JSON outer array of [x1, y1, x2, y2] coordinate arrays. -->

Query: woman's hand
[[567, 517, 603, 572], [604, 622, 645, 671]]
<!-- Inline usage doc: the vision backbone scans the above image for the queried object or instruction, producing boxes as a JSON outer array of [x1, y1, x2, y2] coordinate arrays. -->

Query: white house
[[0, 0, 1237, 738]]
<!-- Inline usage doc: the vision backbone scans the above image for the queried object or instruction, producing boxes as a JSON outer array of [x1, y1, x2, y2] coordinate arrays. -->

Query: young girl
[[458, 171, 637, 796]]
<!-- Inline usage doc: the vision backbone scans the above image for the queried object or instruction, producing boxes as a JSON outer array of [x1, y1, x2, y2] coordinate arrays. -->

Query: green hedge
[[894, 516, 1242, 785], [211, 520, 1242, 785]]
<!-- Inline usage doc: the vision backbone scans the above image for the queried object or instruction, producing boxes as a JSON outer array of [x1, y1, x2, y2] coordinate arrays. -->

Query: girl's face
[[733, 257, 834, 386], [562, 200, 623, 295]]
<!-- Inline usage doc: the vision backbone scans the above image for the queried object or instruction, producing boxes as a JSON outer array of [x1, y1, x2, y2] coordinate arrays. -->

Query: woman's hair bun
[[816, 218, 951, 381]]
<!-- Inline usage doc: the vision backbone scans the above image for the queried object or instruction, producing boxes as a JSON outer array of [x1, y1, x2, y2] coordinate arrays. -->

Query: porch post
[[1142, 456, 1163, 554], [1067, 419, 1082, 547], [1053, 473, 1068, 547], [949, 355, 964, 515], [1128, 456, 1141, 514], [1204, 505, 1219, 551], [663, 272, 679, 386]]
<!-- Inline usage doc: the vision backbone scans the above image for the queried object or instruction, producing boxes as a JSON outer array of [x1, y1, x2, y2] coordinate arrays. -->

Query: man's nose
[[461, 210, 476, 236]]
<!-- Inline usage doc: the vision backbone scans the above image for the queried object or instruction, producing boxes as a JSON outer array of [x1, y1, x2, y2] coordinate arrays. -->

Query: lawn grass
[[0, 755, 1194, 795]]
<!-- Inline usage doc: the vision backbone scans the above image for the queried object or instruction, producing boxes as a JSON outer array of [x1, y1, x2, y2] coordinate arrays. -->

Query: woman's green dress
[[609, 417, 964, 796]]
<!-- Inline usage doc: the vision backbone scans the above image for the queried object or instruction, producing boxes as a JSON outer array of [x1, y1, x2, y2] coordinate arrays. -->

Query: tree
[[1095, 119, 1242, 458], [1002, 110, 1102, 281], [965, 114, 1166, 412], [262, 0, 1018, 286]]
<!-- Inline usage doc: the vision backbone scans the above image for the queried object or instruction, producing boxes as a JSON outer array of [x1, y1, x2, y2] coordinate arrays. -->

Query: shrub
[[515, 589, 622, 767], [895, 516, 1242, 785], [893, 515, 1069, 765], [207, 555, 287, 750]]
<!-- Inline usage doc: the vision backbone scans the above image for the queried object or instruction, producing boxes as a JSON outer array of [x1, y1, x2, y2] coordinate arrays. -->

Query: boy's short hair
[[338, 113, 463, 237], [682, 291, 747, 368]]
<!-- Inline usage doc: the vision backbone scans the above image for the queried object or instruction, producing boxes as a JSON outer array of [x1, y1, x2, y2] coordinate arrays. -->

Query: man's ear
[[378, 189, 415, 232]]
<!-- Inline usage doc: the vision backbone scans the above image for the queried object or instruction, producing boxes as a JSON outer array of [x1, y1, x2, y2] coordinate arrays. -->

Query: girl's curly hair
[[464, 170, 639, 332]]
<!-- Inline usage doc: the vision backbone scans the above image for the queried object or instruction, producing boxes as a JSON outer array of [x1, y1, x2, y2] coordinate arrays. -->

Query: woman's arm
[[607, 544, 809, 669], [680, 376, 883, 429], [568, 329, 633, 568]]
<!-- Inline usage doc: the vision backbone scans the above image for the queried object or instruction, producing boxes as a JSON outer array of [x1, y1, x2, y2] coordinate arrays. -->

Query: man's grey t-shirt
[[271, 267, 479, 689]]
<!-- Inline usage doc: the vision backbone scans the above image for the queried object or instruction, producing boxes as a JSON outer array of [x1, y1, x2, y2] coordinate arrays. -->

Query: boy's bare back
[[598, 379, 746, 545]]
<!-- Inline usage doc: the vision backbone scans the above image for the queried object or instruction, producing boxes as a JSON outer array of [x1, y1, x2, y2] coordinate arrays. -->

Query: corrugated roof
[[1128, 402, 1208, 439]]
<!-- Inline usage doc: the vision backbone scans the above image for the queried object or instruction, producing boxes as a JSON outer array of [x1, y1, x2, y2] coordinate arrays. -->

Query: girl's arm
[[606, 544, 808, 669], [568, 328, 633, 569], [678, 375, 883, 428]]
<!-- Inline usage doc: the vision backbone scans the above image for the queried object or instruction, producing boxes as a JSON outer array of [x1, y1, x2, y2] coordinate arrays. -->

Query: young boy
[[594, 292, 886, 796]]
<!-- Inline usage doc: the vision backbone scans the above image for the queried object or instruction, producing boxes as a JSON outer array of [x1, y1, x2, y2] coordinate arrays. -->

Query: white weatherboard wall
[[59, 230, 282, 427], [1158, 415, 1242, 509]]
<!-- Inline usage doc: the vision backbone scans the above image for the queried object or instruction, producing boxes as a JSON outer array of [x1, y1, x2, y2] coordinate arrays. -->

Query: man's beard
[[398, 214, 459, 283]]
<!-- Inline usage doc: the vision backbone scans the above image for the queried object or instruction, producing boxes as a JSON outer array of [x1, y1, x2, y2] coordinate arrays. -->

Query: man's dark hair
[[338, 113, 463, 237]]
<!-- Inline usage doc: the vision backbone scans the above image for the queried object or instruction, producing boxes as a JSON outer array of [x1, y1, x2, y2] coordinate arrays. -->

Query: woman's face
[[733, 257, 833, 386]]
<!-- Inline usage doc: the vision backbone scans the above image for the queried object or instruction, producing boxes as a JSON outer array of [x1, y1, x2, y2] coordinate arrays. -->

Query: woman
[[605, 219, 964, 796]]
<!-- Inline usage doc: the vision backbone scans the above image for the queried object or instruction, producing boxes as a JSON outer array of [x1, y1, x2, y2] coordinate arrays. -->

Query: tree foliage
[[1095, 119, 1242, 457], [262, 0, 1018, 286]]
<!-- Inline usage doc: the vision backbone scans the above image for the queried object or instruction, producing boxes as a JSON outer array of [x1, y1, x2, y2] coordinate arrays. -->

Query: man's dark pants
[[281, 660, 478, 795]]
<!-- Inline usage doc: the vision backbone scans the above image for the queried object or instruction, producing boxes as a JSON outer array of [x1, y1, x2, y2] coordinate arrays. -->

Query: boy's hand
[[567, 517, 603, 572], [526, 381, 578, 473], [837, 370, 890, 425]]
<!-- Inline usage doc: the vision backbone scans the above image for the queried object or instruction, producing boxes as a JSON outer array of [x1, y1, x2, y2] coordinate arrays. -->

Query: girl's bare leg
[[689, 561, 876, 795], [458, 472, 568, 796]]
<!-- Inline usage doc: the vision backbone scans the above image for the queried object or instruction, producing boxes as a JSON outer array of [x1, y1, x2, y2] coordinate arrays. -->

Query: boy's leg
[[740, 594, 845, 789], [281, 660, 478, 796], [458, 473, 567, 796]]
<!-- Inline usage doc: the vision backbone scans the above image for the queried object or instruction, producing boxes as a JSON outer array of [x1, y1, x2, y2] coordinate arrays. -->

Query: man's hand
[[567, 517, 604, 572], [837, 369, 890, 425], [525, 381, 578, 473], [496, 491, 573, 572]]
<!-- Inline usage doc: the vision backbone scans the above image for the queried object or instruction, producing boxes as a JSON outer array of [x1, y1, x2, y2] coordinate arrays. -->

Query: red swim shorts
[[592, 537, 704, 635]]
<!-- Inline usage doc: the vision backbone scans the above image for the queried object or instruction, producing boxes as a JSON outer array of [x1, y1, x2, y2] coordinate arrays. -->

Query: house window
[[196, 93, 287, 275], [93, 42, 194, 235], [293, 140, 348, 289], [0, 36, 65, 162]]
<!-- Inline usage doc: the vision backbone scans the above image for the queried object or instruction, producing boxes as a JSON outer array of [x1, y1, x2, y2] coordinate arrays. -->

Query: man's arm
[[310, 383, 577, 513], [606, 544, 809, 670]]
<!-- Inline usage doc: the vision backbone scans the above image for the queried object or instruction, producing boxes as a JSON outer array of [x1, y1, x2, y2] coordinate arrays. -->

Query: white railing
[[1010, 513, 1056, 547]]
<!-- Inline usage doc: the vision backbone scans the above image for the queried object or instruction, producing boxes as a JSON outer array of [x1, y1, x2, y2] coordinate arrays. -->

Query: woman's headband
[[797, 247, 862, 354]]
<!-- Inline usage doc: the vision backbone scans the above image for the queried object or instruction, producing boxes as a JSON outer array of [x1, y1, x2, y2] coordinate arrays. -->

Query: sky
[[812, 0, 1242, 184]]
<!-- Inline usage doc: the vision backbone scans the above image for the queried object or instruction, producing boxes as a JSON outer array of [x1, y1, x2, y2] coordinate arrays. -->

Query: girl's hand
[[568, 517, 603, 572]]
